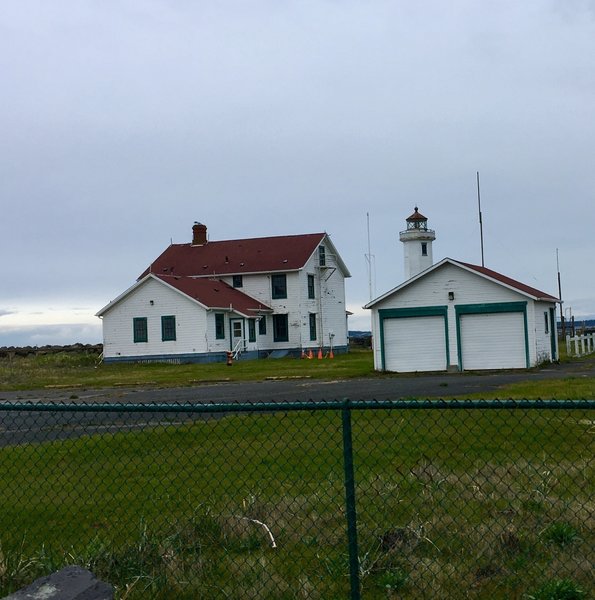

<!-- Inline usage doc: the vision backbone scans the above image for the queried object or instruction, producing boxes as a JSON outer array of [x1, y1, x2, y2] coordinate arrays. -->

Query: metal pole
[[557, 248, 565, 339], [341, 400, 361, 600], [477, 171, 485, 267]]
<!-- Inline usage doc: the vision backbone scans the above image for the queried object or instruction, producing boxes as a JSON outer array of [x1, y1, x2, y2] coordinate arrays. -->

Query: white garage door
[[460, 312, 526, 370], [383, 316, 446, 372]]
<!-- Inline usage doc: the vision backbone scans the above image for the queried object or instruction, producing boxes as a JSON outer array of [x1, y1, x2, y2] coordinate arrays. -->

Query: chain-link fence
[[0, 399, 593, 599]]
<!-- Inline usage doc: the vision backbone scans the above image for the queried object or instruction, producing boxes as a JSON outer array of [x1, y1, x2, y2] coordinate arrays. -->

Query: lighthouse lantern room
[[399, 207, 436, 280]]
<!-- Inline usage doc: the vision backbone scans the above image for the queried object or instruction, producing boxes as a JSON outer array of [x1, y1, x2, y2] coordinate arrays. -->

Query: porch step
[[267, 350, 290, 359]]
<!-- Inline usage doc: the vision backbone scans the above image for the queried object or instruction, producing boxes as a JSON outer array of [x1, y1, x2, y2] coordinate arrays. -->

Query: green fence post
[[342, 399, 361, 600]]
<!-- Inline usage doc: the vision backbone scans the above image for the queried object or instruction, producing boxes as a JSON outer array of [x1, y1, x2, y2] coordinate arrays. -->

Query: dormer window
[[233, 275, 243, 288]]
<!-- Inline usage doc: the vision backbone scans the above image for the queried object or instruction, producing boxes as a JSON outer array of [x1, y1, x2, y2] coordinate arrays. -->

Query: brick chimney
[[192, 222, 207, 245]]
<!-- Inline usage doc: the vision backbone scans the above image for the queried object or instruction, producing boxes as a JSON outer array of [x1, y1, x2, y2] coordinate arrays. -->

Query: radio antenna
[[477, 171, 485, 267]]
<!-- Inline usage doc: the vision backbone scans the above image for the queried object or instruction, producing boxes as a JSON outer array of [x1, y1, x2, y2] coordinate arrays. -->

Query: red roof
[[140, 233, 327, 279], [406, 207, 427, 222], [155, 274, 272, 316], [457, 261, 559, 302]]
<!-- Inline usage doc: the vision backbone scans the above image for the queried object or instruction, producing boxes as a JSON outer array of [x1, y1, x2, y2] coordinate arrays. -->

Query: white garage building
[[365, 209, 560, 372]]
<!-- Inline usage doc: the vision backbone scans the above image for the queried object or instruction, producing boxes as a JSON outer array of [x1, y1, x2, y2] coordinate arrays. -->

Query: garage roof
[[364, 258, 560, 308]]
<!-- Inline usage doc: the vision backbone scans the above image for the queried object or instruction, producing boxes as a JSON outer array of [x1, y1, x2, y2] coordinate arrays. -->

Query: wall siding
[[101, 278, 209, 359], [102, 235, 349, 360], [370, 263, 555, 371]]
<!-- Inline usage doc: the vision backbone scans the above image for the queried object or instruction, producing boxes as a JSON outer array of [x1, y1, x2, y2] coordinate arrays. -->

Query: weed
[[541, 523, 580, 548], [376, 567, 409, 591], [525, 578, 586, 599]]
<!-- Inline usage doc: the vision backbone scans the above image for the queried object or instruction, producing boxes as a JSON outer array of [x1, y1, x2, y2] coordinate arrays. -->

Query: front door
[[230, 319, 244, 351]]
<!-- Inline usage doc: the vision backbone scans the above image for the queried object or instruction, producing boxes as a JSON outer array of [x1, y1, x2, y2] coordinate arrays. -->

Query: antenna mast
[[365, 212, 375, 301], [477, 171, 485, 267]]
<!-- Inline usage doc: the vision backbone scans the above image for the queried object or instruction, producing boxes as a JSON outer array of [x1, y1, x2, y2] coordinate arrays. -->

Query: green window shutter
[[133, 317, 148, 343], [248, 319, 256, 342], [161, 315, 176, 341]]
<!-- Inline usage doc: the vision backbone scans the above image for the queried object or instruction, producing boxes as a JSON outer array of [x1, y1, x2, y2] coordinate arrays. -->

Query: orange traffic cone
[[329, 349, 334, 359], [308, 349, 313, 359], [317, 348, 323, 359]]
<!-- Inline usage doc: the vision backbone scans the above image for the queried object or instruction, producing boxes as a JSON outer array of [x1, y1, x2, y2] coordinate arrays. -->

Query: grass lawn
[[0, 348, 377, 391], [0, 403, 593, 598], [0, 349, 593, 598]]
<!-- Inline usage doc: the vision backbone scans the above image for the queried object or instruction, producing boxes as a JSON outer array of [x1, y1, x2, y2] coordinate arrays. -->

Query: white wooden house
[[365, 209, 560, 372], [97, 223, 351, 363]]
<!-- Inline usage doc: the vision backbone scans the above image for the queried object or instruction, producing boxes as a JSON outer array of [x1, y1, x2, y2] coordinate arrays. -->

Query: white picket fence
[[566, 332, 595, 357]]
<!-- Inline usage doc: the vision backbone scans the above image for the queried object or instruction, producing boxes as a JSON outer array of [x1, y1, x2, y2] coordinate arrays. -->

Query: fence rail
[[0, 399, 593, 599], [566, 331, 595, 357]]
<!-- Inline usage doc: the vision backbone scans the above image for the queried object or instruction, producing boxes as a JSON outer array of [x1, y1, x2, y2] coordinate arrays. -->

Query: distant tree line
[[0, 343, 103, 359]]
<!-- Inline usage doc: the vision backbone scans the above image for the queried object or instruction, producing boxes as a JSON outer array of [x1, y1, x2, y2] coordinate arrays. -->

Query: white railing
[[566, 332, 595, 357], [231, 338, 244, 360]]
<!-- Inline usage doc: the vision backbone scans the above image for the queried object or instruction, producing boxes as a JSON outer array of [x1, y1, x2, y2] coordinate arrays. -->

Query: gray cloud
[[1, 1, 594, 344]]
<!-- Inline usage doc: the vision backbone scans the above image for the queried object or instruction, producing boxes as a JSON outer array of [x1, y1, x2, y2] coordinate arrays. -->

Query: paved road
[[1, 357, 593, 446]]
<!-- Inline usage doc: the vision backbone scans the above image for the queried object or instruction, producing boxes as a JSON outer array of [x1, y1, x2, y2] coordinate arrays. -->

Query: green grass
[[0, 407, 592, 598], [2, 349, 595, 401], [0, 349, 376, 391]]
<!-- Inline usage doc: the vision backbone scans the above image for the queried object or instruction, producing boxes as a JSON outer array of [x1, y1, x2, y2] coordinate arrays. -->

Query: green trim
[[378, 306, 449, 371], [133, 317, 148, 343], [379, 306, 447, 319], [549, 307, 557, 360], [215, 313, 225, 339], [455, 301, 529, 370], [272, 314, 289, 342], [271, 274, 287, 299], [161, 315, 176, 342], [307, 274, 315, 299], [309, 313, 317, 341], [454, 301, 527, 316]]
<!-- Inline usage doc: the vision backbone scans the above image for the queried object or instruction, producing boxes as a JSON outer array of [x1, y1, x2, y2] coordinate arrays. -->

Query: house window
[[421, 242, 428, 256], [309, 313, 317, 341], [307, 274, 315, 299], [248, 319, 256, 342], [258, 316, 267, 335], [271, 274, 287, 299], [133, 317, 148, 343], [273, 314, 289, 342], [544, 312, 549, 334], [161, 316, 176, 341], [318, 245, 326, 266], [215, 313, 225, 339], [232, 275, 243, 288]]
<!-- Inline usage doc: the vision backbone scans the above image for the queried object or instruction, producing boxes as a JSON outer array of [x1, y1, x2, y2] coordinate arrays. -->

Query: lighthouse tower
[[399, 207, 436, 280]]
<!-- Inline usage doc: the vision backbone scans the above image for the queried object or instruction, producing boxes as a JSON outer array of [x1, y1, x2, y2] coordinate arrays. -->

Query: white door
[[230, 319, 244, 350], [459, 312, 526, 370], [383, 316, 447, 372]]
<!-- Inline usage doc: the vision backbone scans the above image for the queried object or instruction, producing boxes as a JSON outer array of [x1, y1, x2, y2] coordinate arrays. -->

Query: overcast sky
[[1, 0, 594, 346]]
